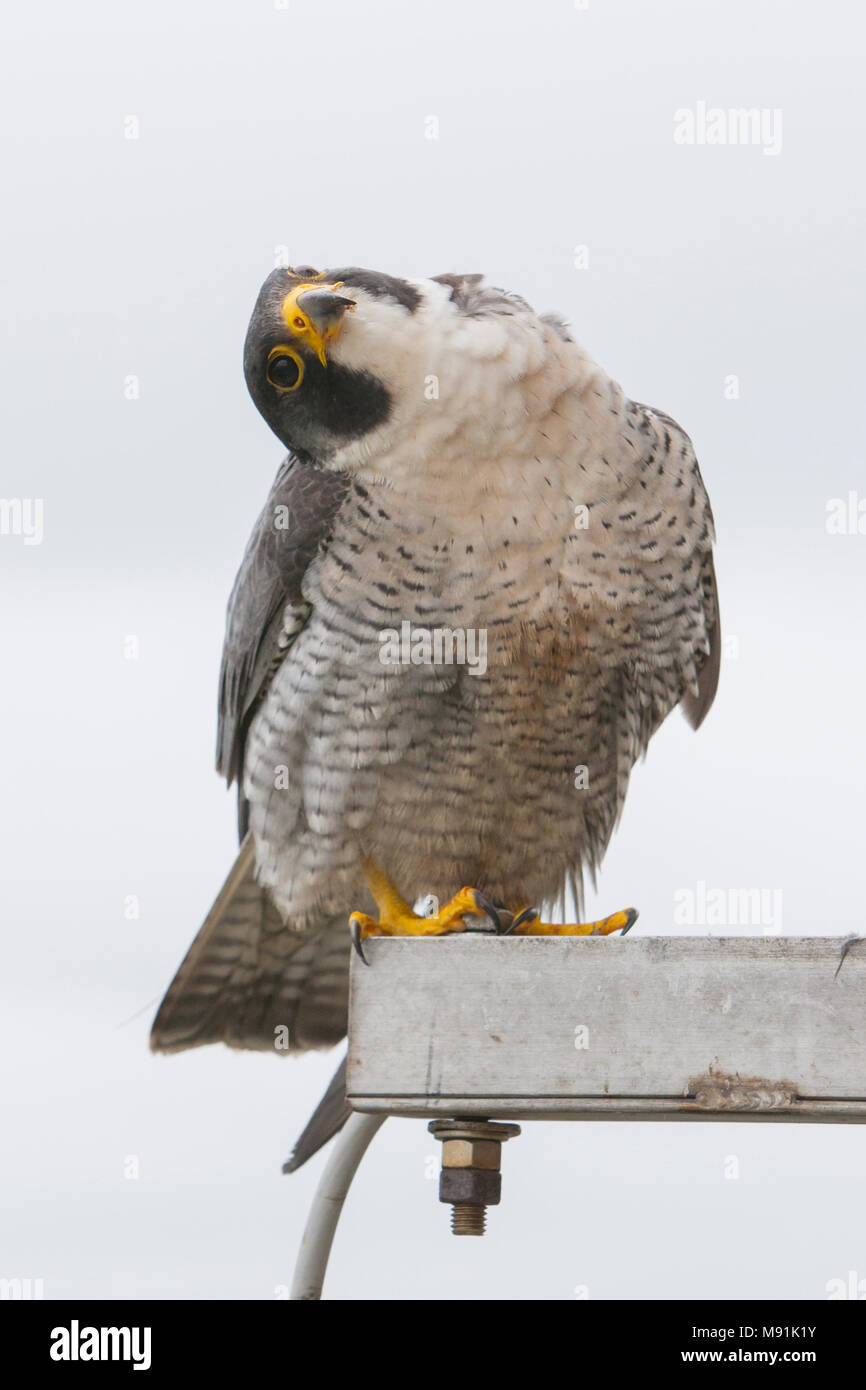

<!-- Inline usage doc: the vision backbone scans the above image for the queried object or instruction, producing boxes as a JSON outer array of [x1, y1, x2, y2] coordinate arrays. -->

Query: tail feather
[[282, 1055, 351, 1173], [150, 835, 349, 1054]]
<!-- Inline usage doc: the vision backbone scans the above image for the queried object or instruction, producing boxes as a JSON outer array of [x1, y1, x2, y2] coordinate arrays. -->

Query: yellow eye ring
[[266, 345, 305, 392]]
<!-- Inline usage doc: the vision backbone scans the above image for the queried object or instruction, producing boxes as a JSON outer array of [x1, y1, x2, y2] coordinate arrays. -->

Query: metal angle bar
[[347, 935, 866, 1110]]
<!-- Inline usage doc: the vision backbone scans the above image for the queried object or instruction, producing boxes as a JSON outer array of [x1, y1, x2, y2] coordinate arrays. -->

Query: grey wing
[[565, 398, 721, 883], [217, 453, 350, 830], [627, 400, 720, 733], [151, 454, 351, 1058]]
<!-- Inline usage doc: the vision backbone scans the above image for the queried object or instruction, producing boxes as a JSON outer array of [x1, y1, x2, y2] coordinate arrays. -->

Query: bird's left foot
[[350, 862, 498, 963], [503, 906, 638, 937]]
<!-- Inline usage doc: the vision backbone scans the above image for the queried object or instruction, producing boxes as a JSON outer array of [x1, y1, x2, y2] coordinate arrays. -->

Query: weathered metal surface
[[347, 935, 866, 1122]]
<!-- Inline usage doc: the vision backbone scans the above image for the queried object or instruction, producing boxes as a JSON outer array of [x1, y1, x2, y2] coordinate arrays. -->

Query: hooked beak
[[281, 282, 356, 366]]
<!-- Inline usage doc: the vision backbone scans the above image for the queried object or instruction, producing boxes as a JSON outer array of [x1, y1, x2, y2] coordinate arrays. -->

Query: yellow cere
[[280, 279, 350, 368]]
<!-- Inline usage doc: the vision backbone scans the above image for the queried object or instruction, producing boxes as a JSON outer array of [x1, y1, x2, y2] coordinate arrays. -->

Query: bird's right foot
[[349, 862, 498, 963]]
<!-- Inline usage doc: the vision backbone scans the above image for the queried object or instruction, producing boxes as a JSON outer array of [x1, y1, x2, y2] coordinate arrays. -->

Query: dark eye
[[266, 348, 304, 392]]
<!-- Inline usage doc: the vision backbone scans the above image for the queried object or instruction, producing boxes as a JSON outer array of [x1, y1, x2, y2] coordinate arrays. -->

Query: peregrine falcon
[[151, 265, 720, 1169]]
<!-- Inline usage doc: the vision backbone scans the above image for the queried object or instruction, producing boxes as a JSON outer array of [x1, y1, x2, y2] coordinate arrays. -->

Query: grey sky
[[2, 0, 865, 1299]]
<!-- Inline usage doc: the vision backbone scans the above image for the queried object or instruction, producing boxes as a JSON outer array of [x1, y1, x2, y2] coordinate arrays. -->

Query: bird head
[[243, 265, 426, 464], [244, 263, 580, 473]]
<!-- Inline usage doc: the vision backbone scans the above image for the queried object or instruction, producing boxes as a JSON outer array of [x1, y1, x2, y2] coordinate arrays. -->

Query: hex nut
[[441, 1139, 502, 1170], [439, 1168, 502, 1206]]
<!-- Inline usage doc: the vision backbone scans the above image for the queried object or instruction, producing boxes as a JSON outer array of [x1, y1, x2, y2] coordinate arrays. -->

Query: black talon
[[835, 935, 862, 980], [503, 906, 539, 936], [351, 920, 370, 966], [621, 908, 639, 936], [470, 890, 505, 933]]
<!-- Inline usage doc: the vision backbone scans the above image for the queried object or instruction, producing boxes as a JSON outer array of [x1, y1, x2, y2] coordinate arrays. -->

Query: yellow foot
[[504, 906, 638, 937], [349, 862, 497, 963]]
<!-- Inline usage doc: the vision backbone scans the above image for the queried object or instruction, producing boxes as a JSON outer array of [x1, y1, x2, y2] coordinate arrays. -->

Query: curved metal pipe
[[290, 1112, 386, 1300]]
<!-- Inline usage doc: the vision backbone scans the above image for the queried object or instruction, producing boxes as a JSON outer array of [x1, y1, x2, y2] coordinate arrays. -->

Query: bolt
[[451, 1204, 486, 1236], [428, 1119, 521, 1236]]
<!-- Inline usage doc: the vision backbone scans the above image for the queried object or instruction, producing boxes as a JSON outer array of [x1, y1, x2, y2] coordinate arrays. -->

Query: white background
[[2, 0, 865, 1299]]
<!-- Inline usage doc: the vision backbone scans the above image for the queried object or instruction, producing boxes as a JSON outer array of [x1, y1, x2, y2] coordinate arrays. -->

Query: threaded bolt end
[[451, 1203, 486, 1236]]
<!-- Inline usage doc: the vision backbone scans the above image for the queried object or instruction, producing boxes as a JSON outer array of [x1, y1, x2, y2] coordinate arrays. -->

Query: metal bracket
[[291, 934, 866, 1297]]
